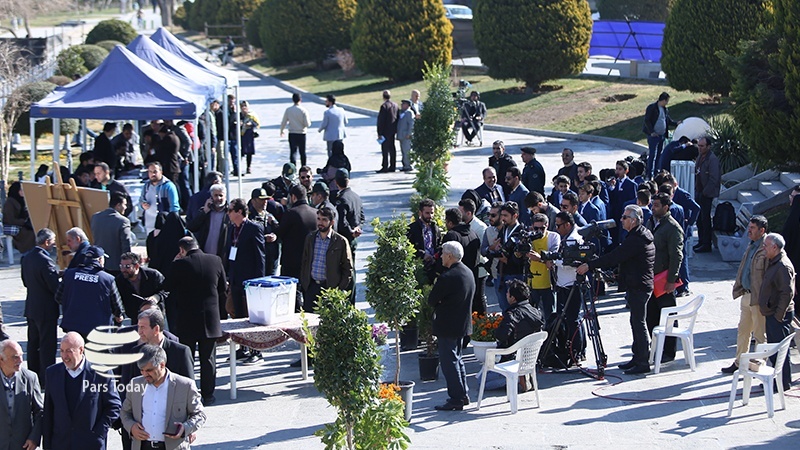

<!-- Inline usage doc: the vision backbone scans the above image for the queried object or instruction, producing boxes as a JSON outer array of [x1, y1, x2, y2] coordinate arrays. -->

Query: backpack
[[713, 201, 737, 233]]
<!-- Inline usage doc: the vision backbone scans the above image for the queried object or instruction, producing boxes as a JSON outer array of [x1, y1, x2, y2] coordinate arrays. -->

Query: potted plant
[[470, 312, 503, 363], [305, 288, 382, 450], [416, 284, 439, 381], [365, 215, 421, 420], [372, 323, 391, 380]]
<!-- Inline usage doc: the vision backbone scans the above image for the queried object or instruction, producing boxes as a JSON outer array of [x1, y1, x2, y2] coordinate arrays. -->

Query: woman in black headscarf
[[146, 212, 192, 275], [319, 140, 351, 199], [2, 181, 35, 253]]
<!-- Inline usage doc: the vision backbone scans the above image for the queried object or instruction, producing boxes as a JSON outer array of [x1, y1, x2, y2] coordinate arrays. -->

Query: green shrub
[[661, 0, 771, 96], [56, 47, 88, 78], [77, 45, 109, 71], [724, 0, 800, 170], [94, 40, 123, 52], [199, 0, 222, 27], [173, 4, 188, 28], [259, 0, 356, 66], [351, 0, 452, 81], [215, 0, 263, 26], [474, 0, 592, 91], [10, 82, 78, 138], [187, 0, 206, 30], [597, 0, 673, 21], [245, 2, 263, 49], [85, 19, 138, 45], [705, 115, 751, 174]]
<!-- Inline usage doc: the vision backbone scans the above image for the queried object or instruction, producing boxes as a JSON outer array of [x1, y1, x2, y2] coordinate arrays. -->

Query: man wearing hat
[[250, 187, 281, 276], [55, 245, 125, 340], [270, 163, 299, 207], [334, 168, 364, 303], [311, 181, 338, 232], [397, 99, 415, 172], [520, 146, 545, 196]]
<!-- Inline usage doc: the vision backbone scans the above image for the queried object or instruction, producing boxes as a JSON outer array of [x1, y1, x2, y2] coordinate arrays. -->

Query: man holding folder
[[577, 205, 655, 374]]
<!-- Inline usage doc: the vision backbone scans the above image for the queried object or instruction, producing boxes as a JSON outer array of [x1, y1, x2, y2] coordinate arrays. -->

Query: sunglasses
[[120, 264, 135, 269], [532, 226, 545, 231]]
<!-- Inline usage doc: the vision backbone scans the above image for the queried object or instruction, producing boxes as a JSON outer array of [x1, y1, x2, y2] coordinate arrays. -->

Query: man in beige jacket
[[122, 345, 206, 450], [722, 215, 769, 374]]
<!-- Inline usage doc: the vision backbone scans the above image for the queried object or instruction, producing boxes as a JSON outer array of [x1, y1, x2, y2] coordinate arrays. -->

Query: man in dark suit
[[43, 332, 121, 450], [299, 207, 353, 313], [489, 141, 516, 197], [163, 237, 226, 405], [429, 241, 476, 411], [115, 252, 168, 321], [609, 160, 637, 246], [92, 122, 118, 176], [376, 90, 399, 173], [407, 198, 439, 283], [117, 308, 193, 450], [65, 227, 91, 269], [475, 167, 505, 205], [90, 192, 132, 277], [187, 183, 230, 263], [224, 197, 266, 364], [333, 169, 364, 303], [0, 340, 43, 450], [277, 185, 317, 310], [91, 162, 133, 218], [20, 228, 61, 384]]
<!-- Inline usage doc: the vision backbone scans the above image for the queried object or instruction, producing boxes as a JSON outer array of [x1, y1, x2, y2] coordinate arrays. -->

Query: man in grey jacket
[[397, 99, 415, 172], [0, 340, 43, 450], [90, 192, 133, 277], [693, 136, 720, 253]]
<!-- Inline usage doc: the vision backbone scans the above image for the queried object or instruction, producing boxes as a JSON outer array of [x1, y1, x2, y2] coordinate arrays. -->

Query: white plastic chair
[[649, 294, 705, 374], [477, 331, 547, 414], [727, 332, 795, 418]]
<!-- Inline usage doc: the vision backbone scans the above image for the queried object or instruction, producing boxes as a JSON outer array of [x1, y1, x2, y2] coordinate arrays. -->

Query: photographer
[[531, 211, 584, 363], [526, 213, 560, 322], [577, 205, 655, 375], [489, 201, 526, 311]]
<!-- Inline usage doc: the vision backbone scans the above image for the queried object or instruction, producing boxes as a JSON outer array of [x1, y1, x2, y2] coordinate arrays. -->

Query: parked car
[[444, 4, 473, 20]]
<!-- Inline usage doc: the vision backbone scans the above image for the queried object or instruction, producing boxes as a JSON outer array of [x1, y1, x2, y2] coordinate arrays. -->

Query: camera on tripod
[[453, 79, 471, 110], [539, 239, 597, 267]]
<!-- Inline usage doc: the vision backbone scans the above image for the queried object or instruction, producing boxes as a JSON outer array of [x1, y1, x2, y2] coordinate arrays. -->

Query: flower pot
[[399, 325, 419, 351], [398, 380, 415, 421], [470, 340, 497, 363], [418, 353, 439, 381]]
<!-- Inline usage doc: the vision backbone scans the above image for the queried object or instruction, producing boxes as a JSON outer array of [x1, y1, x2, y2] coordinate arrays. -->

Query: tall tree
[[0, 0, 72, 37], [597, 0, 674, 22], [473, 0, 592, 92]]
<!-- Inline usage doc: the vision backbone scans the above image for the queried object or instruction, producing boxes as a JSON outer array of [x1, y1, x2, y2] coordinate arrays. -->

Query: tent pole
[[235, 86, 241, 199], [192, 117, 199, 192], [204, 109, 212, 179], [223, 92, 230, 195], [29, 118, 36, 181], [53, 119, 60, 168], [81, 119, 87, 153]]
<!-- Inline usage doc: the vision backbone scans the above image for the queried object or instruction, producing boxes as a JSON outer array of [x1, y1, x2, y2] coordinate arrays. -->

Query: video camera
[[577, 219, 616, 240], [540, 239, 597, 267], [453, 79, 472, 110]]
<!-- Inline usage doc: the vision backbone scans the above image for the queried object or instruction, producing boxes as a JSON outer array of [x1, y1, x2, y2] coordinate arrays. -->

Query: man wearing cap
[[318, 94, 348, 157], [397, 99, 415, 172], [270, 163, 299, 207], [334, 168, 364, 303], [280, 93, 313, 167], [250, 188, 281, 276], [520, 146, 545, 196], [55, 245, 125, 339], [376, 90, 399, 173], [311, 181, 338, 232]]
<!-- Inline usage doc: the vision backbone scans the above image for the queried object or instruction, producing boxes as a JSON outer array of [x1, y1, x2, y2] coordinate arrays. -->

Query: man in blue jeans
[[642, 92, 680, 179]]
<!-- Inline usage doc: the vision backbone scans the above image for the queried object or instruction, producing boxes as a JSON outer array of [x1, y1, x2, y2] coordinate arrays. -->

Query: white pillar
[[234, 86, 242, 199], [204, 109, 212, 179], [29, 118, 36, 181], [192, 118, 200, 192], [52, 119, 60, 168], [223, 94, 230, 195]]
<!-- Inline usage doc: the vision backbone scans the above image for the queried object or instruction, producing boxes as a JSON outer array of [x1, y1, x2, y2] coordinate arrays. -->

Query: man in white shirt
[[122, 345, 206, 450], [280, 93, 312, 167]]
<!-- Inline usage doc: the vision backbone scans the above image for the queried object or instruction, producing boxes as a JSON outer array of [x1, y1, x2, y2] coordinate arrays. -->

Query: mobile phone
[[164, 422, 181, 437]]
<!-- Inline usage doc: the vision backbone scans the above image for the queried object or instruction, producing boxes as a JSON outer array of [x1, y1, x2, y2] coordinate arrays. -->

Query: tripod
[[539, 270, 608, 380]]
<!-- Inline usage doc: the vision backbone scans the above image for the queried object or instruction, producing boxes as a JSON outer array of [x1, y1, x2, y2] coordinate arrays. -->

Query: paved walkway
[[0, 18, 798, 450]]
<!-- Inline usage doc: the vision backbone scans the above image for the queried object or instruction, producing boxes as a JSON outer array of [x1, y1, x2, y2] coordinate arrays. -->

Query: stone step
[[737, 190, 767, 205], [780, 172, 800, 188], [759, 180, 788, 198]]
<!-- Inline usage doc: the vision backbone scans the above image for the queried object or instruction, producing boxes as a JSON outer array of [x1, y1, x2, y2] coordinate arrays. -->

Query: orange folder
[[653, 270, 684, 298]]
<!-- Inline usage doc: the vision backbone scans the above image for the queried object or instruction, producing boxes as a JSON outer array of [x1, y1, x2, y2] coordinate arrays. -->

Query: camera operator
[[526, 213, 560, 323], [490, 201, 526, 312], [577, 205, 655, 374], [531, 211, 585, 361], [461, 91, 486, 145]]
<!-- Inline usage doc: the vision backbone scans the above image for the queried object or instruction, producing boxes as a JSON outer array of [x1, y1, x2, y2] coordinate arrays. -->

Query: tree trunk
[[160, 0, 173, 27], [394, 325, 401, 386], [0, 27, 18, 38]]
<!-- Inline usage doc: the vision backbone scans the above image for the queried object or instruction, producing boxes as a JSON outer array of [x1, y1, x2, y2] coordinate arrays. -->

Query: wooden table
[[220, 314, 319, 399]]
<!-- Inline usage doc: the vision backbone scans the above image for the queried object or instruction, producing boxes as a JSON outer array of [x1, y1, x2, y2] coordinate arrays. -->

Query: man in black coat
[[277, 185, 317, 310], [91, 162, 133, 218], [579, 204, 655, 375], [92, 122, 118, 175], [155, 126, 182, 185], [407, 198, 439, 284], [440, 208, 480, 280], [488, 141, 517, 197], [20, 228, 61, 384], [187, 183, 230, 263], [333, 169, 363, 302], [376, 90, 399, 173], [224, 197, 266, 322], [163, 236, 226, 405], [429, 241, 476, 411], [115, 252, 168, 320], [520, 146, 546, 196], [642, 92, 679, 180]]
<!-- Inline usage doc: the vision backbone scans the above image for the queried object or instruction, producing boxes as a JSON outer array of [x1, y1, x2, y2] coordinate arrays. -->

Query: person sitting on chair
[[461, 91, 486, 146]]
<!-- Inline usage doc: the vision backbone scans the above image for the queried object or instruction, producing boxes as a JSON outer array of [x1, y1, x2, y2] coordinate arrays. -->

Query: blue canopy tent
[[29, 45, 209, 180], [150, 27, 241, 197], [589, 20, 665, 62], [127, 35, 225, 102]]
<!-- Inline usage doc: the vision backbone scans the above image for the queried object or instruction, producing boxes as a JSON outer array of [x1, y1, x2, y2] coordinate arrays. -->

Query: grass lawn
[[26, 7, 123, 28], [251, 61, 731, 144]]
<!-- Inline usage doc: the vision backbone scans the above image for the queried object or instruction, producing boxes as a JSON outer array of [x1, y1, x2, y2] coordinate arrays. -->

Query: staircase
[[714, 168, 800, 261]]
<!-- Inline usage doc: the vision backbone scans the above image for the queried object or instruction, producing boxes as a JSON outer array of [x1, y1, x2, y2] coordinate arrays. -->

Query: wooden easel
[[22, 163, 108, 268]]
